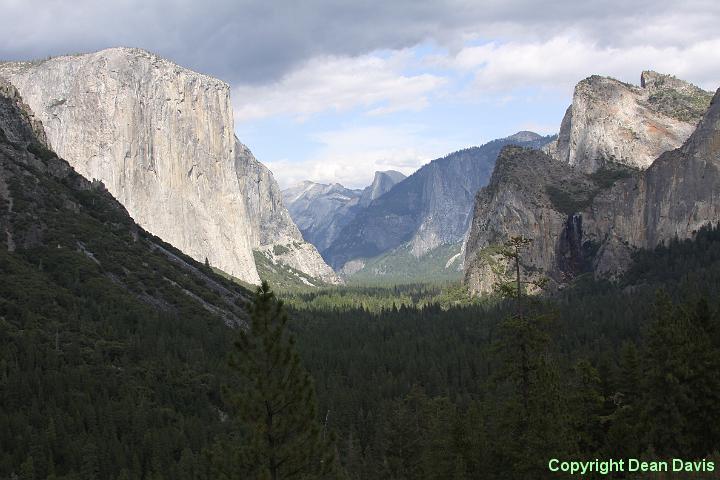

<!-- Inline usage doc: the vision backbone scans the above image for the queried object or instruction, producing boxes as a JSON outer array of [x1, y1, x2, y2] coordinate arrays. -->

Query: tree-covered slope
[[0, 78, 250, 479]]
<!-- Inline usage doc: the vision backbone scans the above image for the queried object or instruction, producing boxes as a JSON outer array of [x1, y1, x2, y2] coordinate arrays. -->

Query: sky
[[2, 1, 720, 188]]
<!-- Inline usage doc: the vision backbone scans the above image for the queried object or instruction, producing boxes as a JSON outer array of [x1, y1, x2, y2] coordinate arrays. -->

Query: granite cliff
[[584, 87, 720, 278], [546, 71, 712, 172], [0, 48, 338, 285], [0, 76, 250, 325], [464, 73, 718, 295]]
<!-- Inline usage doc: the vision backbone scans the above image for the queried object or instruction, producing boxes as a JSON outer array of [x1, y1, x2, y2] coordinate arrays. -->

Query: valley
[[2, 15, 720, 479]]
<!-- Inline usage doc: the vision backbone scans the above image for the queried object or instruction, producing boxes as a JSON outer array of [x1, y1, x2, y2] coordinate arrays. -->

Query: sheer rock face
[[281, 170, 405, 254], [0, 48, 338, 285], [583, 88, 720, 277], [324, 133, 553, 271], [464, 84, 720, 296], [235, 142, 342, 284], [463, 147, 596, 295], [358, 170, 406, 207], [546, 72, 712, 173]]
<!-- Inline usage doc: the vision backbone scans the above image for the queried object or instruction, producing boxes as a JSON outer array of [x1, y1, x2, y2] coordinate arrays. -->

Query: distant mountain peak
[[360, 170, 406, 207], [373, 170, 406, 183], [505, 131, 542, 142]]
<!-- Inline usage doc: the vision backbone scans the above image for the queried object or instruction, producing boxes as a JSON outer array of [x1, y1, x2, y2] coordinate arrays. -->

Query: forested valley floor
[[3, 225, 720, 479]]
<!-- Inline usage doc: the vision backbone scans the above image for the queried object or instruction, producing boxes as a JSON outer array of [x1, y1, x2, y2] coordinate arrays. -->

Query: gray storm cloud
[[1, 0, 718, 84]]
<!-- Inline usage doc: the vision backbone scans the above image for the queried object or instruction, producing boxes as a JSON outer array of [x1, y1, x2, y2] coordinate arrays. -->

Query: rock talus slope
[[0, 48, 338, 285]]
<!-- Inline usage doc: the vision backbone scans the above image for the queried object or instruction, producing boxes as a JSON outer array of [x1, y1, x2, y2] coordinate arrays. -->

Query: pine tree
[[225, 281, 338, 480], [642, 294, 720, 457], [641, 292, 697, 456], [490, 235, 571, 478], [495, 236, 547, 309], [568, 359, 605, 455], [605, 342, 643, 458]]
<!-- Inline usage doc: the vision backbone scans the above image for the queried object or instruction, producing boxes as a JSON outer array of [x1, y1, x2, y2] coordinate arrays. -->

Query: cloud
[[434, 36, 720, 98], [266, 124, 459, 189], [2, 0, 719, 84], [4, 0, 719, 191], [233, 52, 445, 121]]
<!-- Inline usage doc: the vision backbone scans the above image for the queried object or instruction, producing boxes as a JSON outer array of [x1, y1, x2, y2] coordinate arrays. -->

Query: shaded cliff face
[[0, 78, 249, 325], [546, 71, 712, 173], [281, 169, 405, 253], [0, 48, 338, 286], [324, 133, 553, 271], [464, 83, 720, 296], [235, 142, 342, 285], [463, 146, 598, 295], [584, 88, 720, 278]]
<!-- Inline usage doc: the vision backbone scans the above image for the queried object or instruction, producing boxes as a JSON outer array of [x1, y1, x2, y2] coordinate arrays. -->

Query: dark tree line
[[4, 226, 720, 478], [287, 225, 720, 479]]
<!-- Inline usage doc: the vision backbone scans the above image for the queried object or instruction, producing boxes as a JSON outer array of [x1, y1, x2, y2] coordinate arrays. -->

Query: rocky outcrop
[[546, 72, 712, 173], [463, 146, 597, 294], [0, 78, 48, 147], [584, 87, 720, 277], [464, 79, 720, 296], [0, 47, 338, 285], [358, 170, 406, 207], [324, 133, 553, 272]]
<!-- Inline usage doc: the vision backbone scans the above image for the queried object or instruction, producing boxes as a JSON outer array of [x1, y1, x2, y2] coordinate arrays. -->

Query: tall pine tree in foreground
[[489, 236, 570, 479], [222, 282, 338, 480]]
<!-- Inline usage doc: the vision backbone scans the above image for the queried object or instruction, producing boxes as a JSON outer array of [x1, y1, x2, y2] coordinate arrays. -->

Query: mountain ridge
[[282, 170, 406, 253], [323, 132, 555, 275]]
